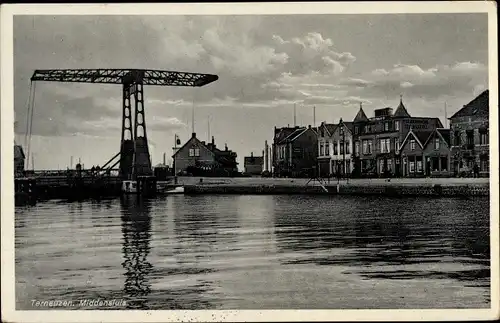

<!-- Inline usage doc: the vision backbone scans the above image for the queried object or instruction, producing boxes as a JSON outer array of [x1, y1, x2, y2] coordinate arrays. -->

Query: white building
[[317, 119, 354, 177]]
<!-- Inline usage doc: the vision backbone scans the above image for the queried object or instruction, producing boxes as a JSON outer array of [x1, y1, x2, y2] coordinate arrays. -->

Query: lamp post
[[340, 119, 346, 183]]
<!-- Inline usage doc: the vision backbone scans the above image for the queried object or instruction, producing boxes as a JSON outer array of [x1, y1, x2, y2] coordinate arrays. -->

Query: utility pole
[[192, 92, 195, 134], [293, 103, 297, 127], [444, 102, 448, 128], [313, 106, 316, 127], [207, 116, 211, 142]]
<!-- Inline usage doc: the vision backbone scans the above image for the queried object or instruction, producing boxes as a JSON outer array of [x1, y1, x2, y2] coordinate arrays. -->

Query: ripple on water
[[15, 195, 490, 309]]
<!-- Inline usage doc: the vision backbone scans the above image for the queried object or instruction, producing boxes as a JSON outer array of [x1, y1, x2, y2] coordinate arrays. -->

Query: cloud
[[272, 32, 356, 76], [346, 61, 487, 100], [13, 15, 487, 145]]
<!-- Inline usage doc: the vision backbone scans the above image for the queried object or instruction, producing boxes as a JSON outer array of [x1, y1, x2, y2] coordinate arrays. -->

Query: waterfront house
[[14, 144, 25, 177], [244, 152, 264, 176], [422, 128, 452, 177], [272, 125, 318, 178], [317, 120, 354, 177], [172, 133, 238, 176], [352, 99, 443, 178], [317, 122, 337, 177], [449, 90, 489, 177], [399, 129, 434, 177]]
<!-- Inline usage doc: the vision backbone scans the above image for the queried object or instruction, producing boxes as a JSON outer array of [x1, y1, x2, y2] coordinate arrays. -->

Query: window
[[345, 141, 350, 154], [340, 141, 344, 154], [384, 122, 389, 131], [479, 129, 488, 145], [410, 139, 416, 151], [480, 155, 489, 172], [466, 130, 474, 146], [379, 159, 385, 173], [362, 140, 368, 154], [379, 138, 390, 153], [395, 138, 400, 151], [319, 142, 324, 156], [325, 141, 330, 155], [367, 140, 373, 154], [409, 161, 415, 173], [417, 160, 423, 172], [454, 131, 461, 146], [355, 126, 359, 134], [395, 121, 400, 131], [387, 159, 393, 172], [434, 138, 440, 150], [188, 147, 200, 157], [355, 141, 360, 155], [334, 142, 338, 155], [440, 157, 448, 171]]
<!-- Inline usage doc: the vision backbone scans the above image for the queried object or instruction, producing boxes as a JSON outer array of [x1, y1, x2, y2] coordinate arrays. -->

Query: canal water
[[15, 195, 490, 310]]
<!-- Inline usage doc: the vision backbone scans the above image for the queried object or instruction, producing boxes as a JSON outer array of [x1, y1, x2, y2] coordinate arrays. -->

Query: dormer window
[[434, 138, 440, 150], [410, 139, 416, 151]]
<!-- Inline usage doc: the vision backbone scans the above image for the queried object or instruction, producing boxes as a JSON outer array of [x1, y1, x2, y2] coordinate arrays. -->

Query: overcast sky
[[13, 14, 488, 170]]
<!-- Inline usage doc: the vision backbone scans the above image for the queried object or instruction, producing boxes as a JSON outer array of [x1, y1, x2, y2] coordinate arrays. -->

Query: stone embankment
[[181, 177, 490, 197]]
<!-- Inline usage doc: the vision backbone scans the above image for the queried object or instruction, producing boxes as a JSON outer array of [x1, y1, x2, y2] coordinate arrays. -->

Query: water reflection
[[120, 196, 153, 309], [273, 196, 490, 290], [15, 194, 491, 309]]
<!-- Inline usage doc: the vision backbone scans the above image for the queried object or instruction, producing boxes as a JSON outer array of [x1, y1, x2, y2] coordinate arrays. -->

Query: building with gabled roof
[[244, 152, 264, 176], [272, 125, 318, 177], [351, 97, 443, 178], [172, 133, 238, 176], [421, 128, 453, 177], [449, 90, 489, 177], [317, 119, 355, 178]]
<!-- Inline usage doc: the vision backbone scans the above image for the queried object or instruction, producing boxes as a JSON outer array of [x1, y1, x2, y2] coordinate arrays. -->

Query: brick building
[[449, 90, 489, 177], [244, 152, 264, 176], [351, 99, 443, 177], [272, 125, 318, 178], [172, 133, 238, 176], [422, 128, 452, 177]]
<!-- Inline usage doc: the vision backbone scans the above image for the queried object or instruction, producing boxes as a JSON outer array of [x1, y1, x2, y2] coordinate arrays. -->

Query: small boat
[[121, 180, 138, 194], [164, 186, 185, 194]]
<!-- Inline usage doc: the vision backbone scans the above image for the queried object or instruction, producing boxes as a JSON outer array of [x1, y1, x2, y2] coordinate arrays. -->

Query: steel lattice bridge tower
[[30, 69, 218, 180]]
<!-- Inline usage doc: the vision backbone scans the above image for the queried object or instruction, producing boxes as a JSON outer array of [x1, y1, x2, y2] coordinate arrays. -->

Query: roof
[[325, 123, 337, 135], [400, 129, 433, 150], [393, 97, 411, 117], [353, 105, 369, 122], [343, 121, 354, 133], [172, 133, 238, 166], [14, 145, 25, 160], [422, 128, 452, 149], [286, 127, 308, 141], [436, 129, 451, 147], [274, 127, 300, 144], [244, 156, 264, 166], [449, 90, 489, 119]]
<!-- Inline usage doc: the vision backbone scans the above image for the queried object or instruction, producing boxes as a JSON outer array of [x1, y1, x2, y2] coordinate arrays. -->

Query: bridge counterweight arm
[[30, 69, 218, 87]]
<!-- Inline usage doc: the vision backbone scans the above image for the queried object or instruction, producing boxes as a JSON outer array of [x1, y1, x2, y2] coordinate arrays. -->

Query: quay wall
[[184, 182, 489, 197]]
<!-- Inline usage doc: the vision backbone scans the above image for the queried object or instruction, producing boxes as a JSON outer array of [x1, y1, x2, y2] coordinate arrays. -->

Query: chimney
[[308, 125, 311, 129], [212, 136, 215, 145], [201, 141, 206, 145], [163, 153, 166, 165], [225, 143, 228, 151], [192, 132, 196, 138], [251, 152, 254, 157]]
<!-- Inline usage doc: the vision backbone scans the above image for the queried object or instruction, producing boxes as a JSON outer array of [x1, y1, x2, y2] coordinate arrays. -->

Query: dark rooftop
[[449, 90, 489, 119]]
